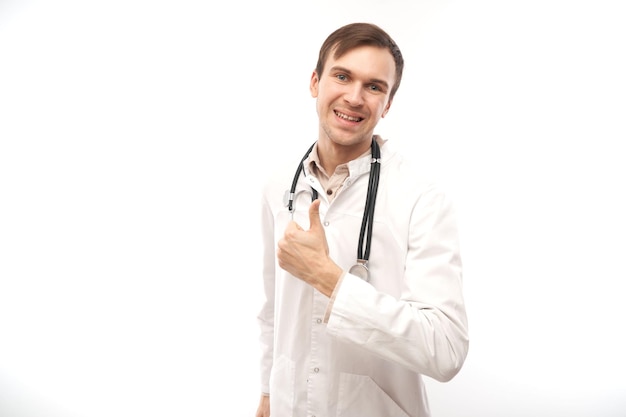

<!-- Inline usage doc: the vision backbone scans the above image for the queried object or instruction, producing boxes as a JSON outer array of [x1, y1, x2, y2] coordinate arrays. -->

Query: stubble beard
[[319, 120, 371, 150]]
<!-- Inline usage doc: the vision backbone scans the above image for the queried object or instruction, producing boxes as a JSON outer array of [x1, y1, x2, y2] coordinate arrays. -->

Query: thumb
[[308, 199, 323, 230]]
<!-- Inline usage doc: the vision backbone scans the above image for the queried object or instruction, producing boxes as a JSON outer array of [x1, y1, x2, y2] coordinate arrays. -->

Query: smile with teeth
[[335, 110, 363, 122]]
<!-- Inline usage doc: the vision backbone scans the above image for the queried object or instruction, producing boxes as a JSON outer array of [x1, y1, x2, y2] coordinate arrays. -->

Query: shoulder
[[382, 141, 437, 189], [381, 141, 457, 208]]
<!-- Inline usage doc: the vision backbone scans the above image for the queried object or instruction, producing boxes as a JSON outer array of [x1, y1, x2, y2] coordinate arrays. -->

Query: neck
[[317, 138, 373, 174]]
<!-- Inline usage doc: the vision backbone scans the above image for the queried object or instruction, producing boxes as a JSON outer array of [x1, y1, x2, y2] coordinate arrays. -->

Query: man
[[256, 22, 469, 417]]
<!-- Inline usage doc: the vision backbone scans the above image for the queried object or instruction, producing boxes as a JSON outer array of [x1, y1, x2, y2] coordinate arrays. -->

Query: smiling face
[[310, 45, 396, 163]]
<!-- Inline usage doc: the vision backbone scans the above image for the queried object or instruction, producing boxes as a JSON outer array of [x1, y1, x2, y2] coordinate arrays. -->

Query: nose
[[343, 83, 364, 106]]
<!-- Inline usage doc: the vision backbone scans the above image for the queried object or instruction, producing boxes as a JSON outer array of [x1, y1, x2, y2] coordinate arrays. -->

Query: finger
[[308, 199, 322, 230]]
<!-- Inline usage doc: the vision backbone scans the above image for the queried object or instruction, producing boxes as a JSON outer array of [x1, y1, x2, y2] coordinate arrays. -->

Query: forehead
[[326, 45, 396, 82]]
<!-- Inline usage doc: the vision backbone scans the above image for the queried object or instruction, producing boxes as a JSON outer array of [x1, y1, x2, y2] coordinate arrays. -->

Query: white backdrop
[[1, 0, 625, 416]]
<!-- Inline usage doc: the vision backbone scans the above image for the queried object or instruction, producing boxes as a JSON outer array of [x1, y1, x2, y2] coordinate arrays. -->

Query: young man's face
[[310, 45, 395, 151]]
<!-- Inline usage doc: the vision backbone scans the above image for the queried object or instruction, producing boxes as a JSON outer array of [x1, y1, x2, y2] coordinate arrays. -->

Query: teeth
[[336, 111, 362, 122]]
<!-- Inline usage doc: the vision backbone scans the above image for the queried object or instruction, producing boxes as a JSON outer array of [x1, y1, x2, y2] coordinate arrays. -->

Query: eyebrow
[[329, 65, 390, 89]]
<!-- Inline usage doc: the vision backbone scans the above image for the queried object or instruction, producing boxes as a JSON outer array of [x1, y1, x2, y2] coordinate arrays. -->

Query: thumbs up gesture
[[277, 199, 343, 296]]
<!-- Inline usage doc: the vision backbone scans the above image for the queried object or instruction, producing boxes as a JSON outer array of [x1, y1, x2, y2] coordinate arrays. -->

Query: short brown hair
[[315, 22, 404, 100]]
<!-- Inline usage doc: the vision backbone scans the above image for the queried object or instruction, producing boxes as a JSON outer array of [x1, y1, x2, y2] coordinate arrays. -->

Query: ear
[[381, 98, 393, 118], [310, 70, 320, 98]]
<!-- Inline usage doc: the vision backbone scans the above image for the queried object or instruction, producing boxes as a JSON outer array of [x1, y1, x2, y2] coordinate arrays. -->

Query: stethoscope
[[285, 138, 381, 282]]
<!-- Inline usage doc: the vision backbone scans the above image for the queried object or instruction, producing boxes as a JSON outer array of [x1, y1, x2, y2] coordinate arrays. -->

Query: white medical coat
[[257, 141, 469, 417]]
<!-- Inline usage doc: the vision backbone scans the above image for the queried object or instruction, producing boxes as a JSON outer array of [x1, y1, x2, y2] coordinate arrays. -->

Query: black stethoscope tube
[[358, 140, 381, 262], [287, 142, 317, 213]]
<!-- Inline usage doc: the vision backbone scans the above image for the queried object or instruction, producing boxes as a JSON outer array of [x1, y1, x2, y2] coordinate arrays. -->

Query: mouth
[[335, 110, 363, 123]]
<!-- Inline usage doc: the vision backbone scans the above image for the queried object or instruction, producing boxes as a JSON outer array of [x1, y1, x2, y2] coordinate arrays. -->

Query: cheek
[[317, 81, 345, 101], [315, 87, 335, 109]]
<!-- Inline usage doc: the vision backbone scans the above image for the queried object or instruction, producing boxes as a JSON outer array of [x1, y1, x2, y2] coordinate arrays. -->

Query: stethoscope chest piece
[[349, 260, 370, 282]]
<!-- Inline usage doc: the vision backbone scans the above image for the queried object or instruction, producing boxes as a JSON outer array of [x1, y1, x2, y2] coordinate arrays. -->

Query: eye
[[336, 74, 348, 81]]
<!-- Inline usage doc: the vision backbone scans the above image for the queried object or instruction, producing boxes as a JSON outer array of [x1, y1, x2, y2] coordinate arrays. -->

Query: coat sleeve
[[256, 191, 276, 394], [325, 184, 469, 382]]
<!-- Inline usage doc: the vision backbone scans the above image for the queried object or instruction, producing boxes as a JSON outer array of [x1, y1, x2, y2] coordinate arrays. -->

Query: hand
[[277, 199, 342, 296], [255, 394, 269, 417]]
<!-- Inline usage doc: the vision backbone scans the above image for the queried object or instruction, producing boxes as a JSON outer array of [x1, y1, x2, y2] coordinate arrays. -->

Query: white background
[[1, 0, 625, 416]]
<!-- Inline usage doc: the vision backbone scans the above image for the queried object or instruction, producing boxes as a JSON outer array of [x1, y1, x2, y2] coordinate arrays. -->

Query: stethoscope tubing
[[358, 142, 381, 262], [287, 142, 317, 213]]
